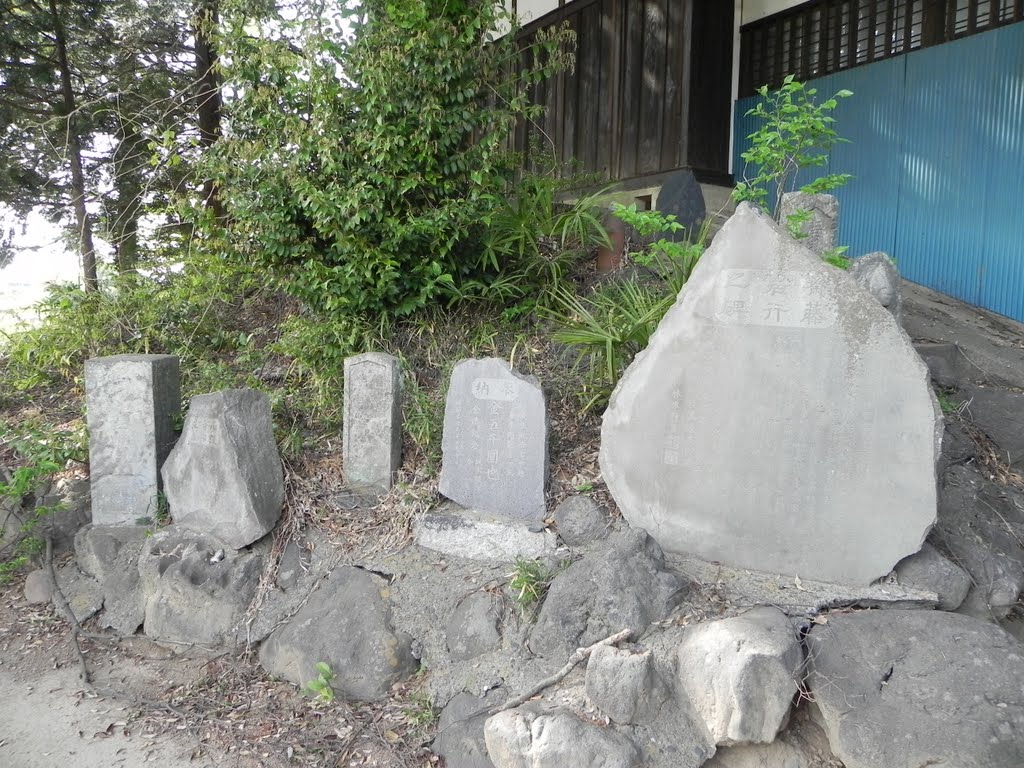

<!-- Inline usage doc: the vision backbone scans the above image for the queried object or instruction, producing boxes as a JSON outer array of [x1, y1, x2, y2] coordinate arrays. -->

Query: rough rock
[[702, 740, 809, 768], [849, 251, 902, 323], [585, 644, 670, 724], [937, 418, 977, 476], [139, 527, 262, 646], [600, 203, 939, 586], [413, 505, 556, 562], [276, 538, 313, 592], [553, 496, 610, 547], [74, 524, 150, 634], [343, 352, 402, 490], [162, 389, 283, 549], [447, 592, 502, 661], [439, 358, 547, 522], [806, 609, 1024, 768], [259, 566, 417, 702], [894, 542, 971, 611], [779, 192, 838, 257], [85, 354, 180, 524], [677, 607, 802, 746], [484, 704, 641, 768], [432, 689, 504, 768], [529, 529, 686, 659], [963, 385, 1024, 466], [23, 569, 53, 603], [932, 464, 1024, 620]]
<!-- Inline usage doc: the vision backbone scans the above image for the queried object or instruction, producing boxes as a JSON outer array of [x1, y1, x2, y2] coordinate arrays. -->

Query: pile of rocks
[[14, 201, 1024, 767]]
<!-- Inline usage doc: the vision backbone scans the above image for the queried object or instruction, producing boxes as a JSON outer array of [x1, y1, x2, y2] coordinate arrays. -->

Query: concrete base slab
[[413, 504, 557, 562]]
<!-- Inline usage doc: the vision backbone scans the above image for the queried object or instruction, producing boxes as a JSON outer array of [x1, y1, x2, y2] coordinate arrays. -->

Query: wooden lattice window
[[740, 0, 1024, 96]]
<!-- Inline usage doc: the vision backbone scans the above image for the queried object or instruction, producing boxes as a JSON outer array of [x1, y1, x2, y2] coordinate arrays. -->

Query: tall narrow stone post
[[85, 354, 180, 524], [343, 353, 403, 491]]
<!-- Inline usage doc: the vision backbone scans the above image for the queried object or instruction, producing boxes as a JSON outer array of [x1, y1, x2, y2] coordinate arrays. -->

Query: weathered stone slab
[[600, 203, 939, 586], [162, 389, 283, 549], [343, 353, 402, 490], [413, 505, 556, 562], [439, 359, 547, 521], [779, 192, 838, 257], [85, 354, 180, 525]]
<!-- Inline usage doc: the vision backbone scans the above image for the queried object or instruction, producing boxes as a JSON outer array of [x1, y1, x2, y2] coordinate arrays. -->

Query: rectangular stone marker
[[600, 203, 939, 586], [439, 358, 547, 521], [343, 353, 402, 490], [85, 354, 181, 525]]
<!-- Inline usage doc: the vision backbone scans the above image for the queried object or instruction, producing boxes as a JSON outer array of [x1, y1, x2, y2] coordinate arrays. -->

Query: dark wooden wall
[[517, 0, 735, 186]]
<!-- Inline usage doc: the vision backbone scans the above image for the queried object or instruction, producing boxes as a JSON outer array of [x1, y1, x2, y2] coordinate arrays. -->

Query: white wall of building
[[741, 0, 806, 25], [515, 0, 560, 23]]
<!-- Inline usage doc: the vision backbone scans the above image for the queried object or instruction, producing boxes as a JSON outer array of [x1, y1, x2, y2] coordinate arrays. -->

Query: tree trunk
[[49, 0, 98, 291], [111, 124, 145, 274], [194, 0, 224, 219]]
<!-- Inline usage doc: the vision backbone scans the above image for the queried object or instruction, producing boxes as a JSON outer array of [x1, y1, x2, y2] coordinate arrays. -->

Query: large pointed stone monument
[[599, 203, 939, 586]]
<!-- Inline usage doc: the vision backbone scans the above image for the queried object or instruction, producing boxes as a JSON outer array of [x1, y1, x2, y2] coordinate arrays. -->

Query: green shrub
[[733, 75, 853, 220], [206, 0, 574, 320]]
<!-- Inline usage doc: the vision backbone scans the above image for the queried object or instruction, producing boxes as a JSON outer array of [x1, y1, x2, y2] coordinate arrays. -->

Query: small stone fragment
[[585, 644, 670, 724], [850, 251, 902, 323], [447, 592, 502, 661], [553, 495, 610, 547], [23, 569, 53, 604]]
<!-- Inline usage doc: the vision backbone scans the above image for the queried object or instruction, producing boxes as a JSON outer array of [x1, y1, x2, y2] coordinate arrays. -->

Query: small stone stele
[[162, 389, 283, 549], [85, 354, 180, 525], [779, 191, 838, 257], [343, 352, 402, 491], [439, 358, 547, 521]]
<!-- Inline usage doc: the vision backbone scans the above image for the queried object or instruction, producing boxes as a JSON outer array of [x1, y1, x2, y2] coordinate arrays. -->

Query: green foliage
[[822, 246, 852, 270], [508, 558, 550, 609], [937, 389, 962, 415], [304, 661, 336, 703], [207, 0, 574, 320], [549, 207, 708, 411], [733, 75, 853, 220]]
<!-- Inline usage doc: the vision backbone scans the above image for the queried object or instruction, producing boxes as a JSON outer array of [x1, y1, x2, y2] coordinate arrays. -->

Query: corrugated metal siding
[[733, 22, 1024, 322]]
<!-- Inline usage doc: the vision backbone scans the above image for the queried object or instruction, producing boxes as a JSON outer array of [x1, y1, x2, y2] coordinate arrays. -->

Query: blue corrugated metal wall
[[734, 22, 1024, 322]]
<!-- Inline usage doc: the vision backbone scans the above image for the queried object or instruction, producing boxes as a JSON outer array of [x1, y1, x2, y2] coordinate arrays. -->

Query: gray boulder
[[484, 704, 641, 768], [849, 251, 902, 323], [3, 476, 91, 555], [677, 607, 802, 746], [447, 592, 502, 661], [55, 562, 104, 623], [162, 389, 283, 549], [553, 495, 610, 547], [529, 529, 686, 659], [779, 192, 838, 257], [915, 341, 973, 389], [139, 526, 262, 646], [933, 464, 1024, 620], [74, 524, 150, 634], [585, 644, 670, 724], [806, 609, 1024, 768], [259, 566, 417, 702], [432, 690, 504, 768], [894, 542, 971, 611]]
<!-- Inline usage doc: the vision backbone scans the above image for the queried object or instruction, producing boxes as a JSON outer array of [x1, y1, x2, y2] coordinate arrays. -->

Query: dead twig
[[43, 535, 91, 687], [488, 628, 633, 716]]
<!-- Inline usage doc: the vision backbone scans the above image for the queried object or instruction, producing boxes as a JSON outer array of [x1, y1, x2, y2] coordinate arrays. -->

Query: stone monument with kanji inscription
[[438, 358, 547, 521], [600, 203, 940, 586]]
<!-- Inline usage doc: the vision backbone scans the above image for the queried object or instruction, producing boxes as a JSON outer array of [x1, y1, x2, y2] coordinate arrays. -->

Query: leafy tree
[[203, 0, 573, 318]]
